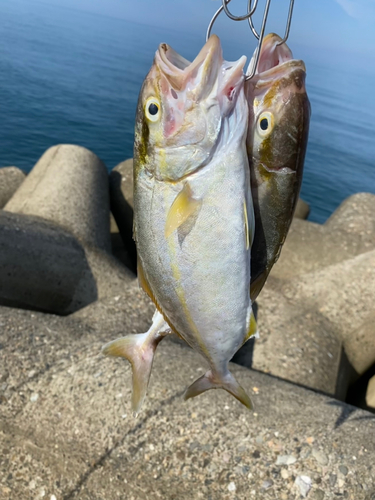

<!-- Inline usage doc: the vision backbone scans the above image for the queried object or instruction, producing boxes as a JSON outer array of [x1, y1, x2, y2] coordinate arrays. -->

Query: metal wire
[[276, 0, 294, 46], [206, 0, 295, 79], [206, 0, 258, 41], [245, 0, 271, 80], [222, 0, 259, 22], [247, 0, 294, 45]]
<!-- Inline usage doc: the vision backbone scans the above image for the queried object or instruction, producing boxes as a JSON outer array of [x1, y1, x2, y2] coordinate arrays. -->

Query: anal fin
[[102, 311, 169, 415]]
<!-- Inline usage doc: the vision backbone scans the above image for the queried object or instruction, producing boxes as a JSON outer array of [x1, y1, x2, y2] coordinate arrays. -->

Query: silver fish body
[[134, 96, 253, 373], [103, 35, 256, 413]]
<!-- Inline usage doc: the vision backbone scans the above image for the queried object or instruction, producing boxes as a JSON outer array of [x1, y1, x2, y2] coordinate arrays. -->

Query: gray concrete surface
[[110, 158, 134, 208], [252, 278, 344, 398], [271, 202, 375, 280], [284, 249, 375, 371], [294, 198, 310, 220], [4, 145, 111, 252], [367, 376, 375, 409], [0, 166, 26, 208], [343, 311, 375, 377], [66, 246, 137, 315], [325, 193, 375, 242], [0, 210, 91, 314], [1, 300, 374, 500], [253, 249, 375, 397]]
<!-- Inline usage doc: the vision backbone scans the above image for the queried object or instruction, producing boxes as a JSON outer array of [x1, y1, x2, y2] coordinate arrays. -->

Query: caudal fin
[[102, 331, 163, 415], [184, 369, 253, 410]]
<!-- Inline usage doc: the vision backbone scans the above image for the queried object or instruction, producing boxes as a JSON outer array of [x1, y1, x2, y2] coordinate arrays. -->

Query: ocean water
[[1, 0, 374, 223]]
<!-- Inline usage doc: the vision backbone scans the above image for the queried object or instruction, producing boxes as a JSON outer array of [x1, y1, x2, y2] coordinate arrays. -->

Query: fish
[[102, 35, 257, 414], [246, 33, 311, 301]]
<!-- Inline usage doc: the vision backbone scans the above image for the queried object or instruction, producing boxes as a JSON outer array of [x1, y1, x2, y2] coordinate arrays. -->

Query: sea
[[1, 0, 374, 223]]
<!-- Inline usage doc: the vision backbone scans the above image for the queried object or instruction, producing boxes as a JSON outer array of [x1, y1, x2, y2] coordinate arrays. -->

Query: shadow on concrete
[[109, 171, 137, 274], [0, 211, 98, 316]]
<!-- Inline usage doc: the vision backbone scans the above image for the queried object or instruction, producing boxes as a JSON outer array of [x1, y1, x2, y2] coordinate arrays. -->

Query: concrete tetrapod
[[0, 166, 26, 208], [272, 193, 375, 281], [4, 145, 111, 252], [0, 210, 95, 314]]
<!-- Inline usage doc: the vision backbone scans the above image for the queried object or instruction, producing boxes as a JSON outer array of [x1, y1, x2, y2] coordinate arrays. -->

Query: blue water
[[1, 0, 374, 223]]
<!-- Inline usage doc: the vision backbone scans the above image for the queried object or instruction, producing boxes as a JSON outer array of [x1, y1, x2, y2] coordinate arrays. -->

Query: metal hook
[[245, 0, 271, 80], [248, 0, 294, 46], [206, 0, 295, 80], [247, 0, 260, 40], [222, 0, 258, 22], [206, 0, 259, 41], [276, 0, 294, 45]]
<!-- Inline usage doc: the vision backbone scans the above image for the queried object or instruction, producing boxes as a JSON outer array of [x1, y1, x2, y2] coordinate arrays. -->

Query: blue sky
[[38, 0, 375, 64]]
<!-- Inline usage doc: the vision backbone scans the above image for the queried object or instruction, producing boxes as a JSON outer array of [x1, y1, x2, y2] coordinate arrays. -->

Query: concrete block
[[4, 145, 111, 252], [272, 205, 375, 280], [0, 166, 26, 208], [344, 312, 375, 376], [325, 193, 375, 247], [252, 280, 344, 397], [0, 210, 93, 314], [294, 197, 310, 219], [110, 158, 134, 207], [66, 246, 136, 315], [258, 250, 375, 394], [366, 375, 375, 409]]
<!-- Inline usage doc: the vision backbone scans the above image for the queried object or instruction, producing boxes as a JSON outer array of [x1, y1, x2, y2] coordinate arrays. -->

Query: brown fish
[[246, 33, 311, 301]]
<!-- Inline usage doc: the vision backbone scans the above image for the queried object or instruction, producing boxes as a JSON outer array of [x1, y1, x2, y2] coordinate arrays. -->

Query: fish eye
[[260, 118, 268, 130], [257, 111, 274, 137], [145, 97, 161, 123]]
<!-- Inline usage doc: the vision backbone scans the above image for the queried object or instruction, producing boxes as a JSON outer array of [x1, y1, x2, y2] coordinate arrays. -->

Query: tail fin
[[184, 369, 253, 410], [102, 331, 163, 415]]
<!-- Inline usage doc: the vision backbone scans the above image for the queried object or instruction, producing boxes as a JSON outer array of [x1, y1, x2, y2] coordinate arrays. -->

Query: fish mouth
[[248, 33, 305, 81], [155, 35, 222, 95]]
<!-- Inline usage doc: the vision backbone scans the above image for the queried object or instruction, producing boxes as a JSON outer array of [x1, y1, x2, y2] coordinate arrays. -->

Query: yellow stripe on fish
[[166, 209, 212, 362], [244, 200, 250, 250]]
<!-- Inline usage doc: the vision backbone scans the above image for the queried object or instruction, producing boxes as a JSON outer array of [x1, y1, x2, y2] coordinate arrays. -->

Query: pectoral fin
[[184, 369, 253, 410], [165, 183, 201, 238]]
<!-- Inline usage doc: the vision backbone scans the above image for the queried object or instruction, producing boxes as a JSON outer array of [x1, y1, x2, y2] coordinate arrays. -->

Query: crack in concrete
[[61, 389, 185, 500]]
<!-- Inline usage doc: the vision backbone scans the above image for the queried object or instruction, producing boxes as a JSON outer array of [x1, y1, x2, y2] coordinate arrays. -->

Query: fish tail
[[102, 330, 164, 416], [184, 369, 253, 410]]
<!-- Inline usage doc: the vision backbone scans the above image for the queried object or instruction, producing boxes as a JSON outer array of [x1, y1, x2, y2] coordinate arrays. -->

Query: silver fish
[[103, 35, 257, 414]]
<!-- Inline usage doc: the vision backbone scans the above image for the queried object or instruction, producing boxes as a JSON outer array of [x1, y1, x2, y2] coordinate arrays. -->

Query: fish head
[[134, 35, 247, 182], [247, 33, 310, 183]]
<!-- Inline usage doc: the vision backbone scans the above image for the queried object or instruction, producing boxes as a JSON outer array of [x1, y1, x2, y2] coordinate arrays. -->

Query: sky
[[31, 0, 375, 67]]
